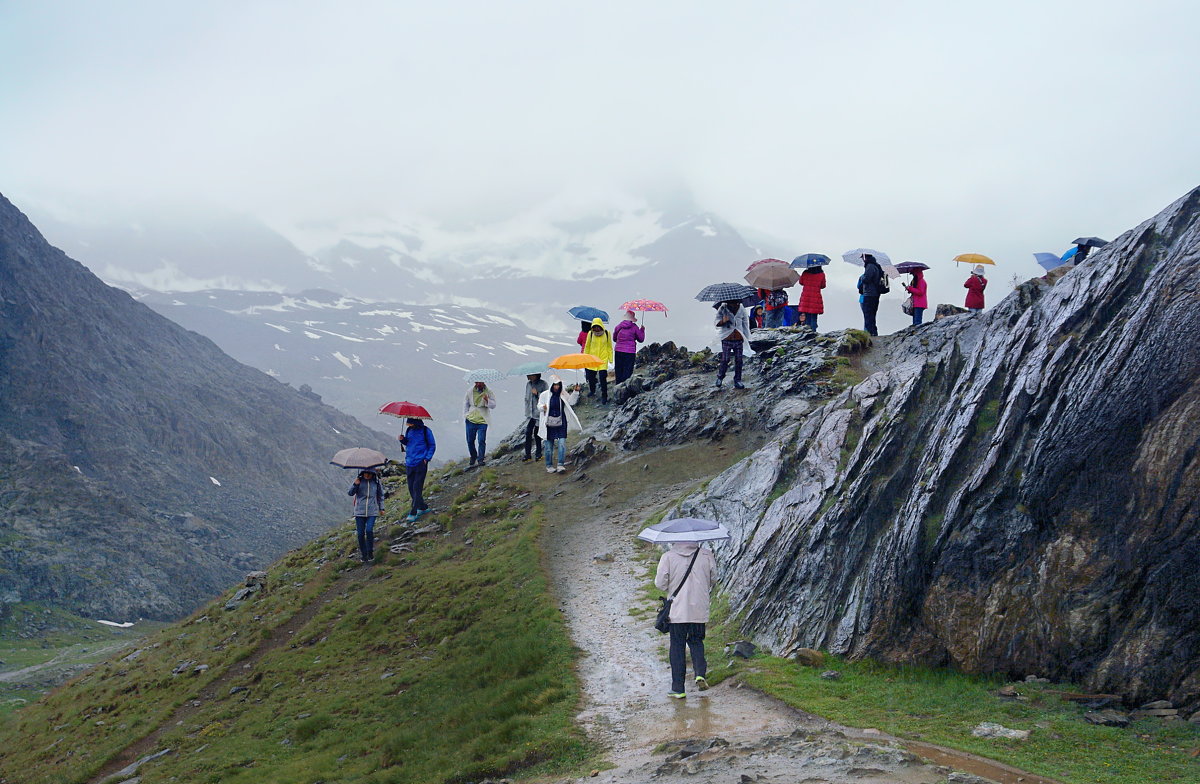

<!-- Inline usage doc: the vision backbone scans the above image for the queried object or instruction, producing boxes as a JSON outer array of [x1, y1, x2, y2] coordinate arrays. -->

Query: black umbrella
[[696, 282, 757, 302], [1073, 236, 1108, 247]]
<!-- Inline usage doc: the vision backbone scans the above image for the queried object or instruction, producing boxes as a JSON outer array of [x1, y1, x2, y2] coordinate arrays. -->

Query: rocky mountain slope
[[0, 194, 390, 620], [649, 187, 1200, 710]]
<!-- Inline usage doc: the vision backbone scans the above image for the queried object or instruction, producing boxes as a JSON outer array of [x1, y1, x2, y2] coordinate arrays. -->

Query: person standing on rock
[[904, 268, 929, 325], [654, 541, 717, 698], [797, 266, 827, 330], [538, 376, 582, 474], [612, 310, 645, 384], [576, 320, 591, 351], [857, 253, 887, 337], [348, 467, 385, 563], [714, 299, 751, 389], [463, 381, 496, 467], [758, 287, 789, 328], [399, 418, 435, 521], [964, 265, 988, 313], [522, 373, 549, 462], [583, 317, 614, 405]]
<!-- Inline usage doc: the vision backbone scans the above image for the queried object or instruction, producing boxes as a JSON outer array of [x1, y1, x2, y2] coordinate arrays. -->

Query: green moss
[[974, 399, 1001, 438]]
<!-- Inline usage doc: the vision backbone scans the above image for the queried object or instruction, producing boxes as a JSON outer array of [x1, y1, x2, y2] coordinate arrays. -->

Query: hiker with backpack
[[582, 317, 614, 405], [348, 468, 385, 563], [758, 287, 789, 328], [857, 253, 888, 336], [399, 417, 435, 521], [654, 541, 717, 698]]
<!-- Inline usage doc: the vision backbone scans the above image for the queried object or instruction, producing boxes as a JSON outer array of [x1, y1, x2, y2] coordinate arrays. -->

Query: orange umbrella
[[549, 352, 604, 370]]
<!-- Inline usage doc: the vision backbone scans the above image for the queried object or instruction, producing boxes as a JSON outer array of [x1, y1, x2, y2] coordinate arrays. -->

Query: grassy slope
[[0, 468, 588, 784]]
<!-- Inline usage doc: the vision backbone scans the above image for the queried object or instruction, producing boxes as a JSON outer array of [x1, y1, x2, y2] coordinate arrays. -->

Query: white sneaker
[[555, 465, 566, 473], [546, 466, 556, 474]]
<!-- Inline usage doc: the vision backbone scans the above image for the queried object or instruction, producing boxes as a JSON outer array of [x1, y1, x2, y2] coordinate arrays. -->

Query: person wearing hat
[[537, 375, 583, 473], [612, 310, 646, 384], [399, 417, 436, 521], [463, 381, 496, 467], [582, 317, 614, 404], [522, 373, 549, 462], [348, 467, 385, 563], [964, 265, 988, 313]]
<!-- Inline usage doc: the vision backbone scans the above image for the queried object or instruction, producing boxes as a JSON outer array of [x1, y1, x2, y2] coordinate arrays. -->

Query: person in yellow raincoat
[[582, 317, 614, 405]]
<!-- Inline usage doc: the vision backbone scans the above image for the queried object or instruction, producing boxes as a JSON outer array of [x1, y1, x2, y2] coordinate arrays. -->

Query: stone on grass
[[792, 647, 825, 667], [729, 640, 757, 659], [819, 670, 841, 680], [1083, 709, 1130, 727], [1140, 699, 1173, 710], [971, 721, 1030, 740]]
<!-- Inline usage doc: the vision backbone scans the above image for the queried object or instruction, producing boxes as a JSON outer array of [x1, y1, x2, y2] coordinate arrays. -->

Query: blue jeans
[[912, 307, 925, 325], [465, 421, 488, 462], [354, 515, 376, 560], [544, 437, 566, 467], [764, 307, 785, 328], [802, 312, 818, 329]]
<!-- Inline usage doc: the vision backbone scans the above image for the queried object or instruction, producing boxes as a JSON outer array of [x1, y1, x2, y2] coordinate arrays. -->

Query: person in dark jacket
[[399, 418, 435, 521], [348, 467, 385, 562], [964, 265, 987, 312], [522, 373, 549, 461], [857, 254, 887, 336], [797, 266, 827, 330]]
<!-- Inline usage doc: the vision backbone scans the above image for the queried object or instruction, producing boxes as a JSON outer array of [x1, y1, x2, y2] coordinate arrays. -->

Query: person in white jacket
[[713, 300, 752, 389], [463, 382, 496, 467], [654, 541, 717, 698], [537, 376, 582, 474]]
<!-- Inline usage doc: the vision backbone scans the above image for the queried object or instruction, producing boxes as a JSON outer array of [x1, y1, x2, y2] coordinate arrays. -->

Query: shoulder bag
[[654, 549, 700, 634]]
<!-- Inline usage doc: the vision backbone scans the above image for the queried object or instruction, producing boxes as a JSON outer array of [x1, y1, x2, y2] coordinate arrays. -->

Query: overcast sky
[[2, 0, 1199, 276]]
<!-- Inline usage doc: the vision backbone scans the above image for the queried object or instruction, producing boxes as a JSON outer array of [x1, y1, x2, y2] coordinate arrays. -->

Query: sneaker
[[734, 381, 746, 390], [695, 676, 709, 691], [416, 508, 430, 518], [405, 513, 418, 523], [555, 465, 566, 473], [522, 455, 531, 462], [668, 692, 686, 699], [546, 466, 556, 474]]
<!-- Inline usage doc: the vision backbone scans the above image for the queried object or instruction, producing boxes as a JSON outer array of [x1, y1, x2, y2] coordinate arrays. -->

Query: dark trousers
[[802, 312, 818, 329], [406, 461, 428, 514], [523, 417, 542, 458], [354, 515, 376, 560], [861, 295, 880, 336], [585, 368, 608, 402], [717, 339, 743, 383], [465, 421, 487, 462], [912, 307, 925, 326], [614, 351, 636, 383], [764, 307, 785, 328], [669, 623, 707, 693]]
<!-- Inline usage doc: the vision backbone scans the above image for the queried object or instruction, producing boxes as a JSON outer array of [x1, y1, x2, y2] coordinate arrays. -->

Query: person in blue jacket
[[399, 417, 436, 522], [348, 467, 385, 563]]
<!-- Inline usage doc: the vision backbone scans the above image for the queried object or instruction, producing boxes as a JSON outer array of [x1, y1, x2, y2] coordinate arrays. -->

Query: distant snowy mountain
[[134, 288, 576, 458]]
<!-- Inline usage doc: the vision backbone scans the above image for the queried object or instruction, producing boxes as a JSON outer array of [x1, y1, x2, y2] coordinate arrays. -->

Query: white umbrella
[[841, 248, 892, 267], [637, 517, 732, 543], [463, 368, 506, 383]]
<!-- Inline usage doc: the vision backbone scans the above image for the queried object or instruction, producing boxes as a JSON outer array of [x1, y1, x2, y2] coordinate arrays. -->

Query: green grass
[[0, 471, 591, 784]]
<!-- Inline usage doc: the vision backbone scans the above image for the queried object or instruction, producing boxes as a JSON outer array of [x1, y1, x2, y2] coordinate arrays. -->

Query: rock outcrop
[[672, 187, 1200, 710]]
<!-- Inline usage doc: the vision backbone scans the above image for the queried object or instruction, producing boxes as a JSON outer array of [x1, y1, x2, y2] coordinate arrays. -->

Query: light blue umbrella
[[637, 517, 732, 543], [1061, 246, 1079, 262], [568, 306, 609, 323], [507, 361, 550, 377], [1034, 252, 1069, 272], [463, 368, 506, 383], [791, 253, 831, 268]]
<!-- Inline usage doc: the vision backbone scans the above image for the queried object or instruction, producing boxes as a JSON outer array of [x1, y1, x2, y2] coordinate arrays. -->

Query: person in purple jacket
[[612, 310, 645, 384]]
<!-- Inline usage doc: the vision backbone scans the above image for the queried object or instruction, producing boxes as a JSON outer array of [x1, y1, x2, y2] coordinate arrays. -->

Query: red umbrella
[[379, 401, 433, 420]]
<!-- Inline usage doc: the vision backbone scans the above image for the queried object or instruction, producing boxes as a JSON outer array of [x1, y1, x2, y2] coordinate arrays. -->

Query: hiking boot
[[468, 458, 477, 468], [695, 676, 709, 691], [478, 459, 487, 467], [668, 692, 686, 699], [714, 378, 723, 388], [734, 381, 746, 390]]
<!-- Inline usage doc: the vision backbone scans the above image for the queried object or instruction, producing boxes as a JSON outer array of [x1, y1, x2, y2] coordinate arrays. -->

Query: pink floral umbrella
[[619, 299, 668, 323]]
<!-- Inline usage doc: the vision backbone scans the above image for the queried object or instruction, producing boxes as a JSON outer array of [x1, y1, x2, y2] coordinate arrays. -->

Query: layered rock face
[[0, 195, 389, 619], [677, 188, 1200, 708]]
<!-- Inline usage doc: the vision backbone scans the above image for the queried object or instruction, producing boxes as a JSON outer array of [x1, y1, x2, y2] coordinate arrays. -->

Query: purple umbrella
[[637, 517, 732, 543], [895, 261, 930, 273]]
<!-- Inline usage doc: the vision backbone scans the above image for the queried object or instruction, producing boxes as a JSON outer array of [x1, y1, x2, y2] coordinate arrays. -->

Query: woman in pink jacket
[[964, 265, 987, 312], [904, 269, 928, 325], [611, 310, 645, 383]]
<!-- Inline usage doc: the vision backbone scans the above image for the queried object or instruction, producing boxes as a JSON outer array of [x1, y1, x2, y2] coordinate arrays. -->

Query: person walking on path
[[612, 310, 645, 384], [522, 373, 549, 462], [857, 254, 888, 336], [757, 287, 789, 328], [348, 468, 385, 563], [398, 418, 435, 521], [904, 269, 929, 325], [537, 376, 582, 474], [654, 541, 717, 698], [797, 266, 827, 330], [964, 265, 988, 313], [583, 317, 614, 404], [714, 300, 752, 389], [463, 381, 496, 467]]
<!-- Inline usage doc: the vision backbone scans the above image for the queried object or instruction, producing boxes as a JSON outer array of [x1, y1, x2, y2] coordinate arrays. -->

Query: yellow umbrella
[[954, 253, 996, 266], [549, 352, 604, 370]]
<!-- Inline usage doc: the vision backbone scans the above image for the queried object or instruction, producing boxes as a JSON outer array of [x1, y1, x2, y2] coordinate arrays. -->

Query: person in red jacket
[[964, 265, 987, 312], [796, 267, 827, 330], [576, 320, 590, 350], [905, 269, 929, 325]]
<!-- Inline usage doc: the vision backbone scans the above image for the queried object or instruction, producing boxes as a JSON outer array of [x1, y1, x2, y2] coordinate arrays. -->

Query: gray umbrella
[[330, 447, 388, 470], [696, 283, 757, 302], [463, 368, 506, 383], [637, 517, 732, 543], [1072, 236, 1109, 247]]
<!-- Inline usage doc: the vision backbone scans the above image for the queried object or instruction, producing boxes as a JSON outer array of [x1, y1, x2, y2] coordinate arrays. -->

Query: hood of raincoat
[[670, 542, 700, 556]]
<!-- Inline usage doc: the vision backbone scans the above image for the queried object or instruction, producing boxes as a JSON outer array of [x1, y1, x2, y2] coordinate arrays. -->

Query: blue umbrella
[[507, 361, 550, 377], [790, 253, 831, 268], [637, 517, 732, 543], [696, 282, 757, 302], [568, 306, 609, 323], [1061, 246, 1079, 261], [463, 368, 506, 383], [1034, 252, 1069, 272]]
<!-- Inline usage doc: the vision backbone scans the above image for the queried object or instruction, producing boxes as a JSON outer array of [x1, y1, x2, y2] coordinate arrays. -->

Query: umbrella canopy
[[895, 261, 930, 273], [696, 282, 757, 302], [463, 368, 506, 383], [1061, 246, 1079, 261], [791, 253, 831, 268], [568, 306, 609, 323], [637, 517, 732, 543], [549, 352, 604, 370], [745, 257, 789, 271], [507, 361, 551, 377], [1034, 252, 1070, 272], [379, 401, 433, 420], [620, 298, 668, 313], [842, 248, 892, 267], [953, 253, 996, 266], [330, 447, 388, 470], [744, 261, 799, 290], [1073, 236, 1108, 247]]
